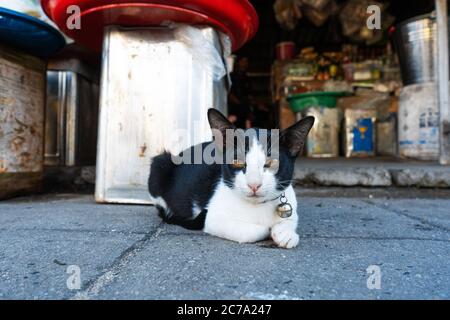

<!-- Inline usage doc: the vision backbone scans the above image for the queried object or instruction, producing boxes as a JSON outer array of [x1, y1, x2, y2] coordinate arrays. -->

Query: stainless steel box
[[45, 59, 100, 166], [0, 45, 46, 199], [298, 107, 341, 158], [95, 26, 228, 204]]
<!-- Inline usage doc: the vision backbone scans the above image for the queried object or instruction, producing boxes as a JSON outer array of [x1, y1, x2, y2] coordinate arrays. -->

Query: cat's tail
[[148, 151, 175, 198], [157, 207, 207, 231]]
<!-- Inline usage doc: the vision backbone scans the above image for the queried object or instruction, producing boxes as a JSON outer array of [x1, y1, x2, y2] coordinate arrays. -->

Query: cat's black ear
[[208, 109, 235, 148], [280, 116, 315, 157]]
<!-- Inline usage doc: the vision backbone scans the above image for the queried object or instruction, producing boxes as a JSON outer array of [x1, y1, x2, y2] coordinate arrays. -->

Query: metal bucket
[[45, 59, 100, 166], [0, 45, 46, 199], [392, 12, 449, 86], [95, 26, 228, 204]]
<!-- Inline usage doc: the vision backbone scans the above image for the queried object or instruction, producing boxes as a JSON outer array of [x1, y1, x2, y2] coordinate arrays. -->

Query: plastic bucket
[[276, 41, 296, 61]]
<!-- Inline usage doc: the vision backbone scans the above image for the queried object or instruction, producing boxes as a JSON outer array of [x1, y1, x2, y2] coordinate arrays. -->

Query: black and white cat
[[148, 109, 314, 249]]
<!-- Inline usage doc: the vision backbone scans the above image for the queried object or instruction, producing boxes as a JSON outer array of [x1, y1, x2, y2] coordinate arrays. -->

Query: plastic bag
[[0, 0, 61, 30], [0, 0, 50, 20], [0, 0, 39, 16], [303, 0, 338, 27], [172, 24, 230, 81], [302, 0, 330, 11], [274, 0, 302, 30], [339, 0, 390, 45]]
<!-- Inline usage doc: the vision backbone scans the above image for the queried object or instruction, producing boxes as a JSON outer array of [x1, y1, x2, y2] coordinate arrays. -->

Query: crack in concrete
[[0, 227, 149, 236], [363, 200, 450, 233], [69, 223, 164, 300]]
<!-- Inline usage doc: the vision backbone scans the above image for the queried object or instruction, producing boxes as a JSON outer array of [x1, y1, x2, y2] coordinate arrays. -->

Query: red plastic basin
[[41, 0, 259, 51]]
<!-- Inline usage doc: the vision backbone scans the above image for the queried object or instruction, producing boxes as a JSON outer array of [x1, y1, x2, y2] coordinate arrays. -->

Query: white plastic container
[[398, 82, 439, 160]]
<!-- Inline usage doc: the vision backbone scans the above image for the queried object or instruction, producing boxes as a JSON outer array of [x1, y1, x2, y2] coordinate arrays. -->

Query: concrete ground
[[0, 188, 449, 300], [295, 157, 450, 188]]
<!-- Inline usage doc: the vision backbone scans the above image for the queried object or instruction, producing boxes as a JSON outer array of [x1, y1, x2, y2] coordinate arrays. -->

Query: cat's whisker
[[276, 180, 293, 185]]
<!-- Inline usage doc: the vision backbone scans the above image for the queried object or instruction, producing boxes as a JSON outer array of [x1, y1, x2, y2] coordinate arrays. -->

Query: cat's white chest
[[203, 181, 297, 243]]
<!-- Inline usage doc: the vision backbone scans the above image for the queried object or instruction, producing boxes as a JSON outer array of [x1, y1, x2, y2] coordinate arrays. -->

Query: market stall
[[2, 0, 448, 200], [258, 0, 449, 165]]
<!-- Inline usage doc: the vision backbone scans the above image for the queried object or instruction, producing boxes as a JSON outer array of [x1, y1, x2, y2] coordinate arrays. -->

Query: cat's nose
[[248, 184, 261, 193]]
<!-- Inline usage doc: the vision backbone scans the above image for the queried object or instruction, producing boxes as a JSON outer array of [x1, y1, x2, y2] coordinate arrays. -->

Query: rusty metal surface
[[0, 46, 46, 199], [0, 172, 43, 199], [0, 46, 45, 173]]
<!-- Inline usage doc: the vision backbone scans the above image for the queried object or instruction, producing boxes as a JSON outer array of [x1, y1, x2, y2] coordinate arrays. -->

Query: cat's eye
[[264, 159, 279, 169], [231, 159, 246, 169]]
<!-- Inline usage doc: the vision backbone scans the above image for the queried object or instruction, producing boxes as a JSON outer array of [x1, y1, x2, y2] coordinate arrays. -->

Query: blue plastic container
[[0, 7, 65, 58]]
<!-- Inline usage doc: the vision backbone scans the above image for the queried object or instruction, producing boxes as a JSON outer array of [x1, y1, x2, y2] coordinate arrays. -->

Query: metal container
[[376, 97, 398, 157], [45, 59, 100, 166], [393, 12, 450, 85], [376, 115, 397, 157], [0, 45, 46, 199], [95, 26, 228, 204], [398, 83, 439, 160], [343, 108, 377, 158], [298, 107, 340, 158]]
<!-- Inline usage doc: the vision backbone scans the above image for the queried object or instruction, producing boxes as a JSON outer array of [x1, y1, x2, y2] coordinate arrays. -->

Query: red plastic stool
[[41, 0, 258, 51]]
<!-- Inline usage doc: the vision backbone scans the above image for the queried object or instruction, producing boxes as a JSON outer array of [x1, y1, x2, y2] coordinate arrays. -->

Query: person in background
[[252, 102, 271, 129], [228, 56, 252, 129]]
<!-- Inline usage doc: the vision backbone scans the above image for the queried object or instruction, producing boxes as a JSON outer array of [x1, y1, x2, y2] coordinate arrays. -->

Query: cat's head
[[208, 109, 314, 204]]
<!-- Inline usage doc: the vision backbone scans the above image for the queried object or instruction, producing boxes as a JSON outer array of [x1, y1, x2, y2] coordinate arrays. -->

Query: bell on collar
[[277, 202, 293, 218]]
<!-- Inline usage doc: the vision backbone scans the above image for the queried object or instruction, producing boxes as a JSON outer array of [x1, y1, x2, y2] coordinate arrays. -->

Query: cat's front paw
[[271, 223, 299, 249]]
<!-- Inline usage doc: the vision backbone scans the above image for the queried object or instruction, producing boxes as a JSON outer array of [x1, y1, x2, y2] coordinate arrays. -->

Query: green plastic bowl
[[287, 91, 347, 113]]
